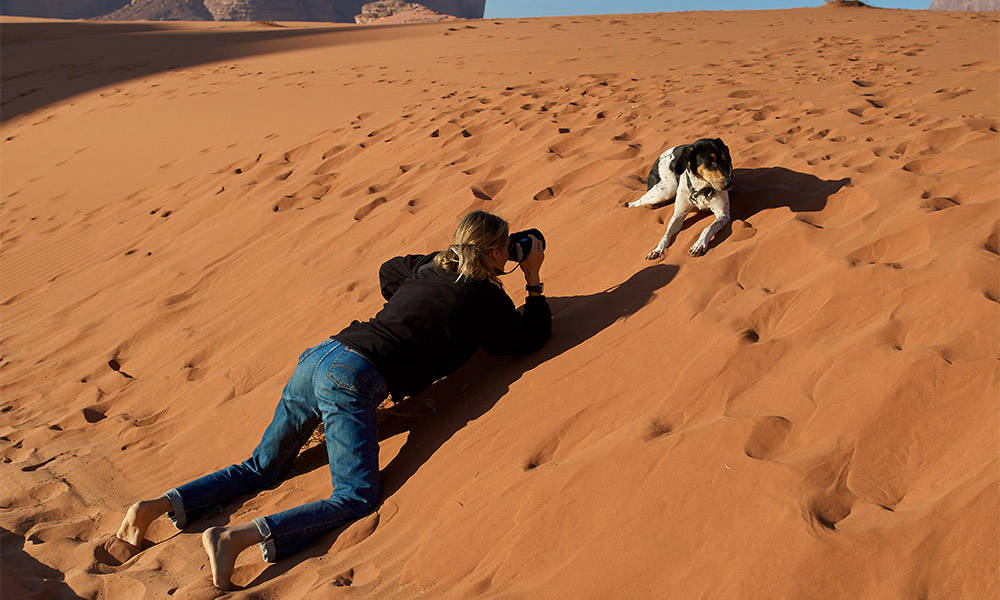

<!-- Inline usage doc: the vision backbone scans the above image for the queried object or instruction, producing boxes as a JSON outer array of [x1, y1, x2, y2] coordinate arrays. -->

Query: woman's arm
[[482, 242, 550, 355], [481, 293, 552, 356], [379, 253, 437, 300]]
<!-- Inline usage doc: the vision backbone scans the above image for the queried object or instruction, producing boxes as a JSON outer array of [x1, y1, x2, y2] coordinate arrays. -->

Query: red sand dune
[[1, 7, 998, 599]]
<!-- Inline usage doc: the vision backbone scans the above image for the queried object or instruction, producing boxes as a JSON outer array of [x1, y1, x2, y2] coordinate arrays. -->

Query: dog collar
[[685, 172, 714, 200]]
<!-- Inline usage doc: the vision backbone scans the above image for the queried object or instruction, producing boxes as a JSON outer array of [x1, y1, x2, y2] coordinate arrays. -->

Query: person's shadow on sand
[[378, 262, 679, 496], [244, 263, 679, 587], [2, 528, 86, 600]]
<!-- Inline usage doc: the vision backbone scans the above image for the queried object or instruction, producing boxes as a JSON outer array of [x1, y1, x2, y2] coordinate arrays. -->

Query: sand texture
[[1, 7, 998, 600]]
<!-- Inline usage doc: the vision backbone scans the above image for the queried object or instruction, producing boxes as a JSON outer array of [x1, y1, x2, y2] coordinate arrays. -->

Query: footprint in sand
[[642, 419, 672, 442], [547, 138, 586, 159], [93, 535, 149, 568], [230, 153, 262, 175], [299, 181, 331, 201], [533, 186, 558, 201], [729, 220, 757, 242], [728, 89, 762, 98], [83, 405, 108, 423], [809, 487, 855, 532], [524, 431, 564, 471], [919, 196, 960, 212], [901, 155, 979, 175], [963, 117, 998, 133], [983, 231, 999, 257], [470, 179, 506, 201], [744, 416, 791, 460], [600, 142, 638, 160], [183, 363, 204, 382], [354, 197, 387, 221], [333, 562, 380, 587]]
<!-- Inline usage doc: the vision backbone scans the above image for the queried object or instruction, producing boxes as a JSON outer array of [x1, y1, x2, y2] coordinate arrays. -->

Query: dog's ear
[[713, 138, 731, 164], [685, 145, 700, 174], [669, 145, 694, 176]]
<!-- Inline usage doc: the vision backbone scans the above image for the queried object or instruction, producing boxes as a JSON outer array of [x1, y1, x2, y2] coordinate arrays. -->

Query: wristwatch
[[526, 282, 544, 294]]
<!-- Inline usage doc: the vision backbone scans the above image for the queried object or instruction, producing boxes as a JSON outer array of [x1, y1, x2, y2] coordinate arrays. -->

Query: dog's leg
[[627, 178, 678, 208], [646, 203, 691, 260], [689, 202, 731, 257]]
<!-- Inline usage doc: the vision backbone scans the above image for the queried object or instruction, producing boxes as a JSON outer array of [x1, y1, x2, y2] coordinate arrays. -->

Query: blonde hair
[[434, 210, 509, 284]]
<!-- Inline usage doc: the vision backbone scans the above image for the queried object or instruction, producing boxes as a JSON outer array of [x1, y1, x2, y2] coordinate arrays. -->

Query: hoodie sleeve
[[379, 253, 438, 300], [481, 291, 552, 356]]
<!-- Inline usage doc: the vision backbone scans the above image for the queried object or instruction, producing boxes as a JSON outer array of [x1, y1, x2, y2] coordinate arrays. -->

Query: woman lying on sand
[[113, 210, 550, 589]]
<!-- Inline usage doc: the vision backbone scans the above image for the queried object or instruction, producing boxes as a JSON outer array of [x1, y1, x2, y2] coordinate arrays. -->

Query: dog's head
[[672, 138, 733, 192]]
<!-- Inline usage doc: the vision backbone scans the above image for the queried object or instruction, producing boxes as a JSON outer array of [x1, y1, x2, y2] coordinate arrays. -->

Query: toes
[[689, 247, 706, 257], [645, 250, 662, 260]]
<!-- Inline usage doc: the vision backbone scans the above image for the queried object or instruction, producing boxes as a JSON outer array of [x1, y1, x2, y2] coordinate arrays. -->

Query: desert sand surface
[[1, 7, 998, 599]]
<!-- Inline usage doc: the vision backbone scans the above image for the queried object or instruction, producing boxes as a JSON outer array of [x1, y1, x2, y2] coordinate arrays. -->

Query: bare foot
[[202, 527, 238, 591], [201, 522, 264, 590], [116, 497, 170, 548]]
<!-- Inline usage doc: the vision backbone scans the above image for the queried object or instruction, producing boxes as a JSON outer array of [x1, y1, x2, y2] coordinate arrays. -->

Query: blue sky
[[484, 1, 931, 18]]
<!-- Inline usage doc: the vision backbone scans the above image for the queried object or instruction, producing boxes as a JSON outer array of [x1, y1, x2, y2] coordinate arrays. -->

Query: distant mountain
[[200, 0, 344, 21], [102, 0, 214, 20], [929, 0, 1000, 9], [355, 1, 457, 24], [0, 0, 485, 21]]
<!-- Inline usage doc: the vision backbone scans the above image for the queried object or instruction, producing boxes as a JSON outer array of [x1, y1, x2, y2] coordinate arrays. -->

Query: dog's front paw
[[645, 249, 663, 261], [688, 243, 707, 257], [625, 200, 637, 208]]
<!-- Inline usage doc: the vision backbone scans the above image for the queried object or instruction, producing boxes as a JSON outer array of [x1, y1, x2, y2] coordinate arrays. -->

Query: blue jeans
[[162, 339, 387, 561]]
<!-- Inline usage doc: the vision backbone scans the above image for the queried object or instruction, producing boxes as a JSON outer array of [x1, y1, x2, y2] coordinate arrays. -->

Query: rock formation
[[102, 0, 214, 20], [1, 0, 485, 21], [929, 0, 1000, 9], [355, 0, 456, 24], [201, 0, 343, 21]]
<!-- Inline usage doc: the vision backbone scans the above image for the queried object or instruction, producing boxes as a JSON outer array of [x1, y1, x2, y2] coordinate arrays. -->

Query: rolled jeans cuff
[[253, 516, 277, 563], [163, 488, 187, 529]]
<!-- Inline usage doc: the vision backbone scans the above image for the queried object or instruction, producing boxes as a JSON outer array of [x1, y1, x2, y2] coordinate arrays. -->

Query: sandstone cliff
[[201, 0, 343, 21], [1, 0, 485, 21], [102, 0, 214, 20], [355, 0, 456, 24], [200, 0, 483, 21], [929, 0, 1000, 9]]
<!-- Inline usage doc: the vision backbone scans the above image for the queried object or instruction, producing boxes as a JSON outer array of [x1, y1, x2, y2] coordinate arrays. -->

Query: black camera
[[508, 228, 545, 262]]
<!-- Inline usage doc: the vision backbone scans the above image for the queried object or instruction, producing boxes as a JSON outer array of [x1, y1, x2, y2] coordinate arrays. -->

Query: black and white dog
[[627, 138, 734, 259]]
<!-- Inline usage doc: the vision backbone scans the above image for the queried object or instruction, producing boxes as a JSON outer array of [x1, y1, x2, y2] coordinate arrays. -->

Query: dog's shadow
[[246, 264, 679, 588], [730, 166, 850, 220]]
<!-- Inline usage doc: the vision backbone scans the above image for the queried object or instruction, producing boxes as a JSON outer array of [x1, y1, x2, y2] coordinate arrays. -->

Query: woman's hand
[[519, 238, 544, 286]]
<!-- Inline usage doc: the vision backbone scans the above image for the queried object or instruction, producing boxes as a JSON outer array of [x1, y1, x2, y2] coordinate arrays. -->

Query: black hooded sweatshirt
[[333, 253, 551, 399]]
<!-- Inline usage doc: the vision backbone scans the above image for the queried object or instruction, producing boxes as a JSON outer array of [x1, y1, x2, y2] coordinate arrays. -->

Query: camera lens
[[508, 229, 544, 262]]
